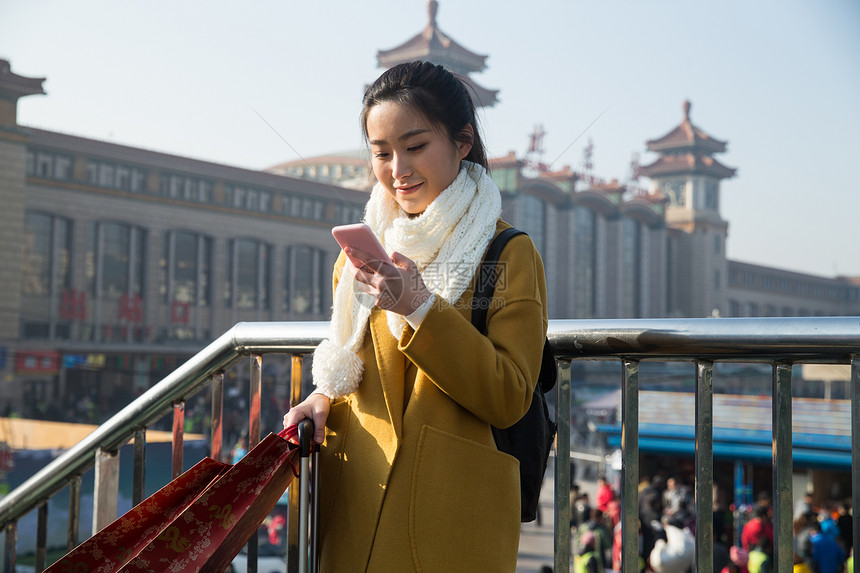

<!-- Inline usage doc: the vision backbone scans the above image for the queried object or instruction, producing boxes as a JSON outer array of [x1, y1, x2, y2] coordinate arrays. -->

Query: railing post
[[248, 355, 263, 573], [621, 359, 640, 573], [695, 360, 714, 573], [554, 359, 571, 573], [172, 400, 185, 479], [92, 448, 119, 533], [4, 521, 16, 573], [67, 476, 81, 551], [132, 428, 146, 506], [772, 362, 793, 573], [851, 355, 859, 558], [35, 502, 48, 572], [287, 354, 304, 573], [211, 372, 224, 461]]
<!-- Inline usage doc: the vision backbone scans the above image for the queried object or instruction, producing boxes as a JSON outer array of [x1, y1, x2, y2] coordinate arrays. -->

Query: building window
[[747, 302, 759, 316], [573, 207, 596, 318], [225, 239, 271, 310], [334, 204, 364, 224], [661, 179, 686, 206], [714, 235, 721, 254], [159, 231, 212, 306], [289, 196, 302, 218], [283, 245, 326, 315], [704, 179, 719, 210], [26, 150, 73, 181], [22, 212, 72, 297], [131, 168, 146, 192], [198, 180, 212, 202], [224, 184, 274, 212], [99, 164, 115, 188], [159, 173, 215, 202], [86, 159, 149, 191], [87, 222, 147, 300], [622, 218, 642, 318], [714, 270, 721, 290], [729, 300, 741, 317], [520, 194, 546, 254]]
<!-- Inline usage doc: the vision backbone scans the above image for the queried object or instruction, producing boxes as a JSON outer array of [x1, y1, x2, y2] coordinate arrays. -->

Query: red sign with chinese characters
[[171, 301, 190, 324], [61, 289, 87, 320], [15, 350, 60, 374], [119, 293, 144, 324]]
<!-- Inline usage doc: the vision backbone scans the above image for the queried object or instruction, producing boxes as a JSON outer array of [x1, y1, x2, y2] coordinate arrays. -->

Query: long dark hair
[[361, 61, 488, 170]]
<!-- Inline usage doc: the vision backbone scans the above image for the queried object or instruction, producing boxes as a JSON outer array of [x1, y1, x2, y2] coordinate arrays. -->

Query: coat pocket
[[409, 425, 520, 573]]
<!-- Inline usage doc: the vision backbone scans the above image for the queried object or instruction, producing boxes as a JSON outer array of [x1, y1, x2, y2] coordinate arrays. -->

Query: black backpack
[[471, 227, 558, 523]]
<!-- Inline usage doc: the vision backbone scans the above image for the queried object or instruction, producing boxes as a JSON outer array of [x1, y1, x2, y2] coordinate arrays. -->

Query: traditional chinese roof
[[640, 101, 737, 180], [639, 152, 737, 179], [488, 151, 523, 169], [376, 1, 498, 107], [0, 59, 46, 100], [646, 101, 728, 154]]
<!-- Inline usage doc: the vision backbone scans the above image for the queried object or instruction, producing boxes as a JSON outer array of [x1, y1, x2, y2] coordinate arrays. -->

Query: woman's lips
[[396, 182, 422, 194]]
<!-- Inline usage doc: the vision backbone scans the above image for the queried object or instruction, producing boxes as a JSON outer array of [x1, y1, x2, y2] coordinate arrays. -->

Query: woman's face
[[365, 101, 472, 216]]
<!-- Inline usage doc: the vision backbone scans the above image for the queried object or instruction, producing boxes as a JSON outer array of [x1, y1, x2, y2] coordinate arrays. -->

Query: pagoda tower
[[376, 1, 498, 107], [640, 101, 737, 318]]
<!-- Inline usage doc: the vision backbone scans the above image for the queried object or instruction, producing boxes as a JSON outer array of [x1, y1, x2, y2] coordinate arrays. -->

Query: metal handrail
[[1, 317, 858, 572], [0, 321, 329, 527]]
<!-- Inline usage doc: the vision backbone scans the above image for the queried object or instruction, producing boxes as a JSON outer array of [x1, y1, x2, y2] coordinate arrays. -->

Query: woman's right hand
[[283, 392, 330, 444]]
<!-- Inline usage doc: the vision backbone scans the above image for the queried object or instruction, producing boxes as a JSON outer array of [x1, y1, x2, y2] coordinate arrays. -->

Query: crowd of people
[[569, 475, 854, 573]]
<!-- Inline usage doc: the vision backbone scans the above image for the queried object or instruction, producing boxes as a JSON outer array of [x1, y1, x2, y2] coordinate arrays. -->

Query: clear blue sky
[[2, 0, 858, 276]]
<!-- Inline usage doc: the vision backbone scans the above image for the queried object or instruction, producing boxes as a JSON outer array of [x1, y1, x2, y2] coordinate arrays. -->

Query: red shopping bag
[[45, 457, 229, 573], [119, 425, 306, 573]]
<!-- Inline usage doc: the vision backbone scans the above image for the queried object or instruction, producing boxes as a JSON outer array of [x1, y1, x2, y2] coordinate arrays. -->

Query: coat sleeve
[[397, 233, 548, 428]]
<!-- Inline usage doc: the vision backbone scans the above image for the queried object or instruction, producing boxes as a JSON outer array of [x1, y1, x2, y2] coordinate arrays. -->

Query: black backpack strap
[[471, 227, 557, 393], [471, 227, 525, 335]]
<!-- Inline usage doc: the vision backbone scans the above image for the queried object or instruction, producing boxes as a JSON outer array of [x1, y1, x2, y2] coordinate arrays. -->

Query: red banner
[[15, 350, 60, 374], [61, 289, 87, 320]]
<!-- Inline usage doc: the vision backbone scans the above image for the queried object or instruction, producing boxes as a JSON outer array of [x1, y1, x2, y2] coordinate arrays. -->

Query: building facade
[[1, 60, 369, 417], [2, 47, 858, 418]]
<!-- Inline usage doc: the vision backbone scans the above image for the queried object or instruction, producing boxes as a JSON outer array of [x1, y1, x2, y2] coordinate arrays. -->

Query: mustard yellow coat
[[316, 221, 548, 572]]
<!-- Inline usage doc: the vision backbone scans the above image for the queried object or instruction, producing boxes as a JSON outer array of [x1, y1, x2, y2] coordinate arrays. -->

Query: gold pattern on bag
[[60, 562, 88, 573], [157, 525, 191, 553], [208, 504, 237, 529]]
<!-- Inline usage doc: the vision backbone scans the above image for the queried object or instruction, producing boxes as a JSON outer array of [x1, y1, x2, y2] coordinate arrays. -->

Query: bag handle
[[278, 419, 317, 455]]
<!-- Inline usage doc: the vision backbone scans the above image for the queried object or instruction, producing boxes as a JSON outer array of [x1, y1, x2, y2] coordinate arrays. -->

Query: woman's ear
[[456, 124, 474, 160]]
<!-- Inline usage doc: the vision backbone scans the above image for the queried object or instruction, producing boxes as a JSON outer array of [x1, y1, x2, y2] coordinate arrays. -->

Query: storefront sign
[[63, 354, 106, 369], [15, 350, 60, 374]]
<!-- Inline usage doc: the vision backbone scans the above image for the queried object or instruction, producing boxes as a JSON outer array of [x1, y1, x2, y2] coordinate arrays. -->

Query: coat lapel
[[368, 309, 405, 445]]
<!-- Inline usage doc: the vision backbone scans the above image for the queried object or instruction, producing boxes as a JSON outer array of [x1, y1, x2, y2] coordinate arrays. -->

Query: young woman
[[284, 60, 548, 571]]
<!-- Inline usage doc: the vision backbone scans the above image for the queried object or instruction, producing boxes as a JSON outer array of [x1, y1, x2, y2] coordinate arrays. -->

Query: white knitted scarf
[[311, 161, 502, 399]]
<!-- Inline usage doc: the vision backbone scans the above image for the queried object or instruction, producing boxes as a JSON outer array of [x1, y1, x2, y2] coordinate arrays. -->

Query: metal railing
[[1, 317, 858, 572]]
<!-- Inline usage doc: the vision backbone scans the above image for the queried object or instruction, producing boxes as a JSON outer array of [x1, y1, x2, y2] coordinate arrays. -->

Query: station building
[[0, 1, 857, 430]]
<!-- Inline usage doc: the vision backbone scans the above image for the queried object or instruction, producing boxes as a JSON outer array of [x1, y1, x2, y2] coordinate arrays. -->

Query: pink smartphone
[[331, 223, 391, 272]]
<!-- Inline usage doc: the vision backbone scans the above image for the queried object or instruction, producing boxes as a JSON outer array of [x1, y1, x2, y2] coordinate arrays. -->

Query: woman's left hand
[[347, 247, 431, 315]]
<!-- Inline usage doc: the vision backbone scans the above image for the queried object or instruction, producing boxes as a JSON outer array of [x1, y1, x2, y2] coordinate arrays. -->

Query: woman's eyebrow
[[369, 128, 430, 146]]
